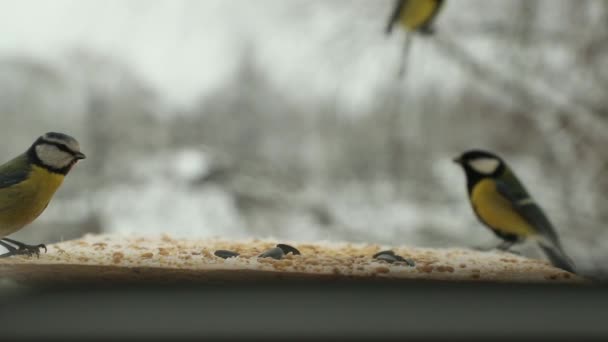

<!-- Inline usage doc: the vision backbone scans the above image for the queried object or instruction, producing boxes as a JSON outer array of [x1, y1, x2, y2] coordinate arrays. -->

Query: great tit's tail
[[397, 33, 413, 78], [538, 241, 576, 274]]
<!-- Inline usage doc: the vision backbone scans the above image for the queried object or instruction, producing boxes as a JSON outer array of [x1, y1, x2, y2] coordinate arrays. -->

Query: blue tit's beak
[[453, 156, 462, 165], [75, 152, 86, 160]]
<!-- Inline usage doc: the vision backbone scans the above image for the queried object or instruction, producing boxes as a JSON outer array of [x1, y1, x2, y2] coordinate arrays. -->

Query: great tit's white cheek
[[468, 158, 500, 175]]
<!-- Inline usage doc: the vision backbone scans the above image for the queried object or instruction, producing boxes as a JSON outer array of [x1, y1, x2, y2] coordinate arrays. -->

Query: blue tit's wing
[[0, 154, 31, 189], [386, 0, 406, 34]]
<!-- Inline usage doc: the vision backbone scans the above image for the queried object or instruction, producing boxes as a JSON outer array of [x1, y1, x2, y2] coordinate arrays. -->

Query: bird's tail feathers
[[537, 239, 576, 274], [385, 25, 393, 35], [397, 33, 413, 79]]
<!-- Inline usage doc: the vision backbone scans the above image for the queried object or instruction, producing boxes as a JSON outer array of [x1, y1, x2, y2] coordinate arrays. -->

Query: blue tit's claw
[[38, 244, 47, 254], [1, 238, 46, 257], [16, 243, 46, 258]]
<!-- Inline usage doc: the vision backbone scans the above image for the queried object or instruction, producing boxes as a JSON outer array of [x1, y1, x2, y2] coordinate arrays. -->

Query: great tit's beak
[[75, 152, 86, 160], [453, 156, 462, 164]]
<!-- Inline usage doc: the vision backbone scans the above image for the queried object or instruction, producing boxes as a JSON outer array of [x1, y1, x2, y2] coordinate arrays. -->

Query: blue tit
[[0, 132, 85, 258], [385, 0, 445, 35], [454, 150, 575, 273]]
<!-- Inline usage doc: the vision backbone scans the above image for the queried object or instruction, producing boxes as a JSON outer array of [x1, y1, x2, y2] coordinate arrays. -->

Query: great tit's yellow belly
[[400, 0, 439, 31], [470, 179, 535, 238], [0, 165, 64, 237]]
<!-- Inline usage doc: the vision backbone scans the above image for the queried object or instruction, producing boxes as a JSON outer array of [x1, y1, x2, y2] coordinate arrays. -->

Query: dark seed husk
[[373, 250, 396, 259], [214, 250, 240, 259], [259, 247, 285, 260], [373, 250, 415, 267], [276, 244, 301, 256], [375, 253, 398, 263], [394, 255, 416, 267]]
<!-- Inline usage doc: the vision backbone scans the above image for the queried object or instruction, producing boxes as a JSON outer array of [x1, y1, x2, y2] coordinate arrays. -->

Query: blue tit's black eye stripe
[[55, 143, 78, 156], [37, 139, 79, 157]]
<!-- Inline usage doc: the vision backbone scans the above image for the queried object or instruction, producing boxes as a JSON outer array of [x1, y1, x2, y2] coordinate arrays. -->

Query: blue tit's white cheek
[[35, 144, 74, 169], [468, 158, 500, 175]]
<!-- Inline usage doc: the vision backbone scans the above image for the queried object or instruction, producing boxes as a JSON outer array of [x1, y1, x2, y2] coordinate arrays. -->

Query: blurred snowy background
[[0, 0, 607, 276]]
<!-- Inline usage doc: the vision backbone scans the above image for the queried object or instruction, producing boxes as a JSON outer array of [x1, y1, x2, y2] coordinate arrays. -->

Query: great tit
[[385, 0, 445, 35], [454, 150, 575, 273], [385, 0, 446, 77], [0, 132, 85, 258]]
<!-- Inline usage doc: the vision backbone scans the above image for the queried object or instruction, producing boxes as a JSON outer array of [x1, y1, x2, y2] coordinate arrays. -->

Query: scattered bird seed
[[374, 253, 399, 263], [373, 250, 415, 267], [276, 244, 301, 256], [259, 247, 285, 260], [214, 250, 240, 259], [373, 250, 396, 258]]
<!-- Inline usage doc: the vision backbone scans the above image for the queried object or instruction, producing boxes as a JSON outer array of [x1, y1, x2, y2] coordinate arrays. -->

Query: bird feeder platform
[[0, 234, 584, 285]]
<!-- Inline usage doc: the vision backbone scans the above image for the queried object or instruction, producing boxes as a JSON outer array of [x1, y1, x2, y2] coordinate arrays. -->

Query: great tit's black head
[[28, 132, 86, 174], [453, 149, 505, 178]]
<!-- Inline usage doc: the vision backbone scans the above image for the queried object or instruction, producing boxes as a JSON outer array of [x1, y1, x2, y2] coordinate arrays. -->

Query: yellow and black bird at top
[[454, 150, 576, 273], [0, 132, 85, 258], [385, 0, 446, 77], [386, 0, 445, 35]]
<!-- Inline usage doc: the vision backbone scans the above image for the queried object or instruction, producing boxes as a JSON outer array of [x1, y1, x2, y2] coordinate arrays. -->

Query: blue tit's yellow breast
[[470, 179, 535, 237], [400, 0, 439, 31], [0, 165, 65, 235]]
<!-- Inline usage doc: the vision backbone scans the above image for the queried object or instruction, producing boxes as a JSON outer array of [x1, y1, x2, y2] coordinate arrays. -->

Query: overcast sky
[[0, 0, 465, 111]]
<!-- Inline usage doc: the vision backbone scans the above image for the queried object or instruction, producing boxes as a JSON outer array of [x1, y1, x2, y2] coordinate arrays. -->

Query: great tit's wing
[[496, 170, 575, 272], [386, 0, 406, 35], [0, 154, 31, 189], [494, 176, 560, 246]]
